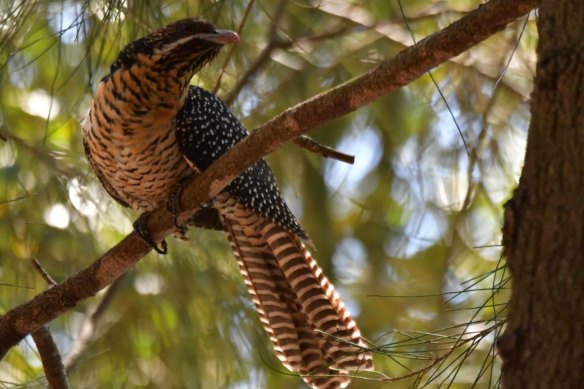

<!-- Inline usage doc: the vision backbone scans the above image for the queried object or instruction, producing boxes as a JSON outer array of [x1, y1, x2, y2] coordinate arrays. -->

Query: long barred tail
[[216, 194, 372, 389]]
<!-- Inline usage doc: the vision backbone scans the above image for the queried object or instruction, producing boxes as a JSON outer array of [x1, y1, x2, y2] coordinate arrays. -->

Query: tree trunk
[[500, 0, 584, 387]]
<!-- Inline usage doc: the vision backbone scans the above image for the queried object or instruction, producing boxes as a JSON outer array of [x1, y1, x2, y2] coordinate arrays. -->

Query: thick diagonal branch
[[0, 0, 540, 359]]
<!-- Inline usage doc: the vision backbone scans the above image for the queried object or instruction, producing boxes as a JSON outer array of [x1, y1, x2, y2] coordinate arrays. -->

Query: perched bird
[[83, 18, 372, 388]]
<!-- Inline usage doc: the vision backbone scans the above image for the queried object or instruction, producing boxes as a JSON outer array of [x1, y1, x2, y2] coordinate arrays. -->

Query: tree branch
[[0, 0, 540, 359], [293, 135, 355, 165], [30, 260, 70, 389], [31, 328, 70, 389]]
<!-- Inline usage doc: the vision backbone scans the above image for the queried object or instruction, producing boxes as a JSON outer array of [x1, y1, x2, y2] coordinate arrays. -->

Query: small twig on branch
[[293, 135, 355, 165], [30, 260, 70, 389], [32, 258, 57, 286], [0, 0, 541, 359]]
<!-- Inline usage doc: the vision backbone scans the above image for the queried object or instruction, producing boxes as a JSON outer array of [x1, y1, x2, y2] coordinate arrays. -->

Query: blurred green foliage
[[0, 0, 536, 388]]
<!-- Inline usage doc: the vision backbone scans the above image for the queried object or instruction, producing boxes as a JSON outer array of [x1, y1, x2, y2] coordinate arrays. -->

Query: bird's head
[[109, 18, 239, 82]]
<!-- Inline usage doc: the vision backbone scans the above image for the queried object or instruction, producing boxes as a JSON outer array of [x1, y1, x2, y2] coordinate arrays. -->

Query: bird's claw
[[168, 181, 189, 236], [133, 213, 168, 254]]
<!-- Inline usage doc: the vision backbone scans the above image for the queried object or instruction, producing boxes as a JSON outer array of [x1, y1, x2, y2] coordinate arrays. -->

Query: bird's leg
[[133, 212, 168, 254], [168, 180, 219, 239], [167, 178, 192, 239]]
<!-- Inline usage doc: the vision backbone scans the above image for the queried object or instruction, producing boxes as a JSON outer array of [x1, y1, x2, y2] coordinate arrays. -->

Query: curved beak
[[199, 29, 240, 45]]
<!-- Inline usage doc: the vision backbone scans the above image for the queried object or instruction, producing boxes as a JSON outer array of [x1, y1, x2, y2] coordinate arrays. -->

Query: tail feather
[[217, 195, 372, 388], [258, 219, 372, 371], [224, 215, 307, 370]]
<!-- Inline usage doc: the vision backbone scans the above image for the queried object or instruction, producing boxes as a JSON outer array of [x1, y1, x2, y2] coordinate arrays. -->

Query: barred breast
[[83, 75, 191, 211]]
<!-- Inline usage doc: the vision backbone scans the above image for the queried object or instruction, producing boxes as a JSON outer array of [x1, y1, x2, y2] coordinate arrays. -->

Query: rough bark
[[500, 0, 584, 387], [0, 0, 540, 360], [31, 328, 70, 389]]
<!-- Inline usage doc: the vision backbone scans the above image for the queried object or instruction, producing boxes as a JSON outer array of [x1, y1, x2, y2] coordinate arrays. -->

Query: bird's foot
[[168, 180, 190, 239], [133, 212, 168, 254], [168, 179, 220, 239]]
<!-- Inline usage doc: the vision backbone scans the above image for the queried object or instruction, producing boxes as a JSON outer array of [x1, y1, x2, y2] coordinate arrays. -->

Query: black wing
[[175, 86, 308, 240]]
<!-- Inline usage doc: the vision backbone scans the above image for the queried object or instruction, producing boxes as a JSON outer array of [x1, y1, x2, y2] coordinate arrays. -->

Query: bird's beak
[[199, 29, 240, 45]]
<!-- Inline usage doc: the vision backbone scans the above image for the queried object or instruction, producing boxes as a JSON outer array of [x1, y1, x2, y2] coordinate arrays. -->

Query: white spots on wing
[[176, 86, 306, 238]]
